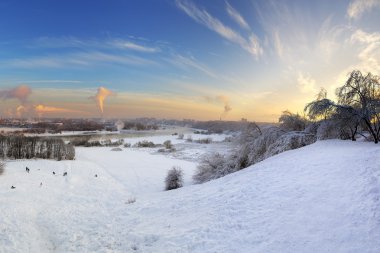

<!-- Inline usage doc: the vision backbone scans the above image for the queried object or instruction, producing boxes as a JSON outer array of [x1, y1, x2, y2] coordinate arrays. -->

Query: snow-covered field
[[1, 139, 380, 252]]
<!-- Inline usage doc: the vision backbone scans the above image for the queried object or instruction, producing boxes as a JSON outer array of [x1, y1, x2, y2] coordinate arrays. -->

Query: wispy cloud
[[20, 80, 82, 84], [176, 0, 262, 58], [111, 40, 160, 53], [225, 1, 250, 30], [7, 51, 155, 69], [35, 36, 161, 52], [168, 54, 217, 78], [347, 0, 380, 19]]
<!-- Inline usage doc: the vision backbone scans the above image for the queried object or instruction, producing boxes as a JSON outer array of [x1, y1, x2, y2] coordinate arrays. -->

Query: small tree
[[165, 167, 184, 190]]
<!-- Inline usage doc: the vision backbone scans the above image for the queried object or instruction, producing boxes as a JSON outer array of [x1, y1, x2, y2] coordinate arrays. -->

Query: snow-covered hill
[[1, 140, 379, 252]]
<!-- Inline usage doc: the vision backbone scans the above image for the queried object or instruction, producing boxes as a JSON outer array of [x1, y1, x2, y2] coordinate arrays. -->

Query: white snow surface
[[0, 140, 379, 252]]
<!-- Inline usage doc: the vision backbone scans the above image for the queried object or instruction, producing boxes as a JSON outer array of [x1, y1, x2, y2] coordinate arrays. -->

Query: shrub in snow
[[266, 131, 316, 157], [111, 147, 123, 151], [163, 140, 173, 149], [178, 133, 184, 140], [238, 126, 285, 165], [165, 167, 184, 190], [134, 140, 156, 148], [0, 161, 5, 175], [316, 120, 341, 140], [194, 138, 212, 144], [124, 143, 131, 148], [193, 153, 237, 184], [235, 125, 317, 169], [126, 197, 136, 204]]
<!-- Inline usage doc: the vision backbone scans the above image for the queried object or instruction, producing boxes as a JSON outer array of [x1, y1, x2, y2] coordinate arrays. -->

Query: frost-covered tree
[[165, 167, 184, 190], [305, 70, 380, 143], [279, 110, 307, 131], [337, 70, 380, 143]]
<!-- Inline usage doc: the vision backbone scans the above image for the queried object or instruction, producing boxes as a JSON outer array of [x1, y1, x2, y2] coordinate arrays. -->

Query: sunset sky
[[0, 0, 379, 121]]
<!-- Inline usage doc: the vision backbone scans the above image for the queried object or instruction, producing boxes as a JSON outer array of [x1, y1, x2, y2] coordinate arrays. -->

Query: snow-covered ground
[[0, 140, 379, 252]]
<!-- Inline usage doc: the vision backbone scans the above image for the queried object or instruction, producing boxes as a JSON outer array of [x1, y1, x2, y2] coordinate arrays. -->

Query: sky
[[0, 0, 380, 121]]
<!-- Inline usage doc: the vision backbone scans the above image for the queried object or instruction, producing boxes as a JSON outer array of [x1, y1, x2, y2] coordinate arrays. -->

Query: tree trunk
[[364, 119, 378, 144]]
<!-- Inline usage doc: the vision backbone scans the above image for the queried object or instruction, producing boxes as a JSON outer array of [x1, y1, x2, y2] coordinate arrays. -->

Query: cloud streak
[[112, 40, 160, 53], [176, 0, 262, 58], [225, 1, 250, 30], [8, 51, 155, 69]]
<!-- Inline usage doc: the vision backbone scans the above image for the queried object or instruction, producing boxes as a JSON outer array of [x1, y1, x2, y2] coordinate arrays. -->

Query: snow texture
[[0, 140, 379, 252]]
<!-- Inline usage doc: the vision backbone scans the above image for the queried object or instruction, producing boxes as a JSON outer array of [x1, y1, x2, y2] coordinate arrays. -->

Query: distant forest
[[0, 136, 75, 160]]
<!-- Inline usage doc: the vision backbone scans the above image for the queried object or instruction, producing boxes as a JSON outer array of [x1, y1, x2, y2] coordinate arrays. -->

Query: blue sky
[[0, 0, 380, 120]]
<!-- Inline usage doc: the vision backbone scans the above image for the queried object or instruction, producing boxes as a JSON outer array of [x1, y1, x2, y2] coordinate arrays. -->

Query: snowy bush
[[126, 197, 136, 204], [124, 143, 131, 148], [178, 133, 184, 140], [163, 140, 173, 149], [194, 138, 212, 144], [233, 125, 316, 169], [316, 120, 341, 140], [193, 153, 237, 184], [239, 126, 285, 165], [111, 147, 122, 151], [266, 131, 316, 157], [134, 140, 156, 148], [165, 167, 184, 190], [0, 161, 5, 175]]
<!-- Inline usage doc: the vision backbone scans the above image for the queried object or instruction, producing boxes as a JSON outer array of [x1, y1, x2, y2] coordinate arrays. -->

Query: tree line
[[0, 135, 75, 160]]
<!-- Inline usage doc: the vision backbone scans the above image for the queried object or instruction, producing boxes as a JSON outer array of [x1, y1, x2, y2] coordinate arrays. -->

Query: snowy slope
[[0, 140, 379, 253]]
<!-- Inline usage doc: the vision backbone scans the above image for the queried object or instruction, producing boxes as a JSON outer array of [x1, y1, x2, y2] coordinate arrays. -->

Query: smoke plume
[[0, 85, 32, 104], [92, 87, 114, 114], [207, 95, 232, 119]]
